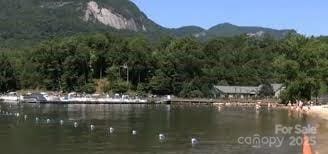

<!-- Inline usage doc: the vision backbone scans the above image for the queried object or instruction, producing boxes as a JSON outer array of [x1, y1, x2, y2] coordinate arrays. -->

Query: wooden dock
[[164, 98, 282, 106], [20, 98, 280, 105], [21, 101, 154, 105], [167, 98, 215, 105]]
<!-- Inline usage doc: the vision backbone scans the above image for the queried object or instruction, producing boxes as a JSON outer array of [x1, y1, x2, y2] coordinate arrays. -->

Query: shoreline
[[307, 105, 328, 121], [305, 105, 328, 154]]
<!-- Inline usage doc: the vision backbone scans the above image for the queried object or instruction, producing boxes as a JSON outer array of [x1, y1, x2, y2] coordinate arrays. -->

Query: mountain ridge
[[0, 0, 297, 48]]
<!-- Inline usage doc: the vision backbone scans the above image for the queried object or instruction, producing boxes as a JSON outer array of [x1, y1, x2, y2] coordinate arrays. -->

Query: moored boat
[[21, 93, 48, 103], [59, 93, 148, 104], [0, 92, 20, 103]]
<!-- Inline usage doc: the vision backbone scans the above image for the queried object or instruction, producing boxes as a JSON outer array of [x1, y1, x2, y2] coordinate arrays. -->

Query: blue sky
[[131, 0, 327, 36]]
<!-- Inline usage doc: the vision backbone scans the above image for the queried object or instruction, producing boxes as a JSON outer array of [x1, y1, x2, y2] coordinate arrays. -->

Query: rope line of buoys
[[0, 109, 200, 145]]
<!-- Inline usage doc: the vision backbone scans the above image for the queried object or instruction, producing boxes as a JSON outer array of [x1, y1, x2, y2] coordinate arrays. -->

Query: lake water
[[0, 103, 307, 154]]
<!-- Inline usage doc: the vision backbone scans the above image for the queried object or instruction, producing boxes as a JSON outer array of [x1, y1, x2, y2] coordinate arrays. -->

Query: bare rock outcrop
[[84, 1, 138, 31]]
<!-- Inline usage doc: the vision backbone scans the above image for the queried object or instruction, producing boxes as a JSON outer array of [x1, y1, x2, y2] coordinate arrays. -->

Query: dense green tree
[[112, 80, 130, 94], [0, 54, 18, 92], [259, 83, 274, 97], [274, 35, 328, 102], [149, 70, 172, 95], [2, 32, 328, 102]]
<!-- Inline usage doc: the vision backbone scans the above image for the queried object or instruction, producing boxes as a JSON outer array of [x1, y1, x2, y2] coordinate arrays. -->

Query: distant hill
[[170, 26, 205, 37], [205, 23, 296, 39], [0, 0, 297, 48]]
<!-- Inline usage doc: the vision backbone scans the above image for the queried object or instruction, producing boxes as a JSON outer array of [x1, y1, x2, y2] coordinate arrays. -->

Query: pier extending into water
[[16, 98, 283, 105], [165, 98, 214, 105], [24, 100, 153, 104], [1, 92, 281, 105], [168, 98, 279, 104]]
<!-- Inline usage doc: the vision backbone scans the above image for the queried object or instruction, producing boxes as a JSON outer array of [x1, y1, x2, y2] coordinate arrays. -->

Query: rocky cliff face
[[0, 0, 297, 48], [84, 1, 140, 31]]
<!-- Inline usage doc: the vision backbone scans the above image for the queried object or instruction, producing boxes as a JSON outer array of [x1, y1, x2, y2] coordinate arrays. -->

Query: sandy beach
[[309, 106, 328, 120]]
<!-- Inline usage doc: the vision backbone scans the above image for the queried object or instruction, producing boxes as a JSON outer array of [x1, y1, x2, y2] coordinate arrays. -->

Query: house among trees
[[270, 84, 285, 98], [213, 84, 284, 99]]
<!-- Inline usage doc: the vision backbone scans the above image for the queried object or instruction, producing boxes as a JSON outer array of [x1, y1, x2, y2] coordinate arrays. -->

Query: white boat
[[60, 93, 148, 103], [1, 91, 148, 104], [0, 92, 20, 103]]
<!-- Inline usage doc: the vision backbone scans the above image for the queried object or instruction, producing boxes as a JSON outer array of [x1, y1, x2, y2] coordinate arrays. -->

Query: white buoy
[[159, 133, 165, 140], [60, 120, 64, 125], [35, 117, 39, 122], [132, 130, 137, 135], [191, 138, 198, 145], [74, 122, 78, 128], [90, 125, 95, 131], [109, 127, 114, 134], [46, 119, 51, 124], [24, 115, 27, 120], [15, 113, 20, 117]]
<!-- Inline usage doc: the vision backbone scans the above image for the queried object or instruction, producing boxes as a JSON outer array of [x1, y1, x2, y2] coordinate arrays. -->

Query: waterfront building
[[213, 84, 284, 99]]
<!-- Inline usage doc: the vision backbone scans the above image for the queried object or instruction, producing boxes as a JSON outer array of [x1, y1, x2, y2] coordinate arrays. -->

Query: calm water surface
[[0, 103, 306, 154]]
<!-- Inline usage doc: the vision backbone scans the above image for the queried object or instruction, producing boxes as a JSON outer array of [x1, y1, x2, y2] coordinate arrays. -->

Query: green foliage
[[0, 54, 18, 92], [0, 0, 295, 48], [136, 83, 149, 95], [1, 32, 328, 102], [112, 80, 130, 94], [275, 35, 328, 102], [259, 83, 274, 97], [149, 70, 172, 95], [0, 0, 163, 48], [79, 82, 96, 94]]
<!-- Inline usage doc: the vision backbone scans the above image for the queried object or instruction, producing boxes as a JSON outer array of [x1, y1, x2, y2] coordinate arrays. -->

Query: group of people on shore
[[287, 100, 315, 113]]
